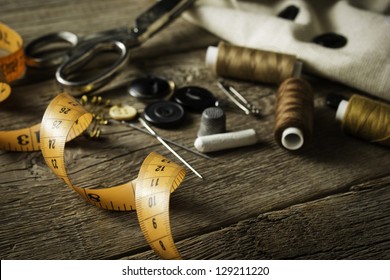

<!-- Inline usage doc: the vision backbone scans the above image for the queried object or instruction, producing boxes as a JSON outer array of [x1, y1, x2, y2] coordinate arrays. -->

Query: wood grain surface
[[1, 0, 389, 260]]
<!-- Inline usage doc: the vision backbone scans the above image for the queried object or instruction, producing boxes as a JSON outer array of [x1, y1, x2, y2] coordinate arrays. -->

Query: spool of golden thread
[[206, 41, 298, 84], [336, 94, 390, 147], [274, 77, 314, 150]]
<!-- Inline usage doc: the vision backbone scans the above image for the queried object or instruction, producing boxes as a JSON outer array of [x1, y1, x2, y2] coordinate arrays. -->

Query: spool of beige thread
[[205, 41, 301, 84], [335, 94, 390, 147]]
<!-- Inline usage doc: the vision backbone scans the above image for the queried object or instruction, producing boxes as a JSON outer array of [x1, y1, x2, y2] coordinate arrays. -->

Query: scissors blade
[[134, 0, 196, 42]]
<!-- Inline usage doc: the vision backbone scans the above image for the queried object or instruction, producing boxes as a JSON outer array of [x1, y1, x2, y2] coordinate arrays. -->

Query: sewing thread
[[342, 95, 390, 147], [274, 77, 314, 150], [212, 42, 297, 84]]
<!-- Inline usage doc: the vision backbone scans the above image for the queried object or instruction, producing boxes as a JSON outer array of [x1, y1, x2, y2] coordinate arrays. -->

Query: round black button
[[128, 76, 173, 100], [278, 5, 300, 21], [172, 86, 216, 113], [312, 33, 347, 49], [143, 101, 185, 128]]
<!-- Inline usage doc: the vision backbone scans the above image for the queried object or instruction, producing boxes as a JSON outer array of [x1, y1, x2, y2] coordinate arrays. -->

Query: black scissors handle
[[25, 31, 79, 68]]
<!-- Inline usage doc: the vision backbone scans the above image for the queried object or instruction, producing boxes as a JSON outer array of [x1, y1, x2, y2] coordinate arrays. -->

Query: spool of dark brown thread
[[274, 77, 314, 150]]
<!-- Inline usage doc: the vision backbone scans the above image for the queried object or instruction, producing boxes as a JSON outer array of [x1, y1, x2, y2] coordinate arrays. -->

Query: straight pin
[[138, 117, 204, 180], [217, 81, 261, 117]]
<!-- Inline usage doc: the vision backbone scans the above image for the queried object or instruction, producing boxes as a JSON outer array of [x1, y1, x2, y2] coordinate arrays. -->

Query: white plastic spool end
[[205, 46, 219, 69], [281, 127, 304, 150], [336, 100, 349, 121]]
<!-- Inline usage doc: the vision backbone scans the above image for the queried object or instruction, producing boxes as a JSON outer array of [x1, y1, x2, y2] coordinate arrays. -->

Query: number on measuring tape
[[152, 218, 158, 229], [155, 165, 166, 172], [87, 193, 101, 203], [59, 107, 71, 114], [51, 120, 62, 129], [148, 196, 157, 208], [150, 178, 159, 187]]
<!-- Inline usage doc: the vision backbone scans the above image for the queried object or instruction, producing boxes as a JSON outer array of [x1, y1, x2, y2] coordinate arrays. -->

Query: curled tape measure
[[0, 23, 40, 152], [0, 23, 25, 102], [1, 23, 187, 259], [40, 93, 186, 259]]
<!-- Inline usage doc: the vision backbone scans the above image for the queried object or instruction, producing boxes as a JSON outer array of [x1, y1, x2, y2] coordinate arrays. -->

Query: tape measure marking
[[40, 93, 186, 259], [0, 123, 41, 151], [0, 22, 25, 102]]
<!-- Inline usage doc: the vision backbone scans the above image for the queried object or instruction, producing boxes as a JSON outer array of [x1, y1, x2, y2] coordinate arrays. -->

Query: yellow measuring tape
[[1, 23, 187, 259], [0, 22, 25, 103], [41, 93, 186, 259], [0, 23, 41, 152]]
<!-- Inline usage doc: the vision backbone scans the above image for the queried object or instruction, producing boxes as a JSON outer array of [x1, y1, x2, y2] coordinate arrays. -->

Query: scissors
[[24, 0, 195, 95]]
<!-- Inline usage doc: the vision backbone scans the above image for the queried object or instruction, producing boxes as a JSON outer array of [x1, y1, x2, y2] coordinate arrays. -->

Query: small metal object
[[217, 81, 261, 117], [79, 95, 111, 138], [197, 107, 226, 137], [139, 117, 204, 180]]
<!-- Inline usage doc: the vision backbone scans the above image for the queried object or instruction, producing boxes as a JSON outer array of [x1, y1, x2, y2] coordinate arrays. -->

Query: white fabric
[[184, 0, 390, 101]]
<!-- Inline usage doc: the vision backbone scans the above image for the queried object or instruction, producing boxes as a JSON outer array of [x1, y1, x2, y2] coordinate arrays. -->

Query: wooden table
[[1, 0, 389, 260]]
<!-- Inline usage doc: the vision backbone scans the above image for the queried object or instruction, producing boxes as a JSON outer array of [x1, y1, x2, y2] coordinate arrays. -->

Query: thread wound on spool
[[274, 77, 314, 150], [214, 41, 297, 84], [342, 95, 390, 146]]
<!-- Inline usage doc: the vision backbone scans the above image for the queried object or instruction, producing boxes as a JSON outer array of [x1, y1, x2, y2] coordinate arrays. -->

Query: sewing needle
[[138, 117, 204, 180], [110, 119, 214, 161]]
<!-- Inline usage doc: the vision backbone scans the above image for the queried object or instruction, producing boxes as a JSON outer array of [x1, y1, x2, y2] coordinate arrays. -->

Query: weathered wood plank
[[1, 0, 389, 260], [127, 176, 390, 259]]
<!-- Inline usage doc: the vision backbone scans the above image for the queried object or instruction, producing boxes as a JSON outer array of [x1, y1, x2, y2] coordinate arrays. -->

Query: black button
[[312, 33, 347, 48], [278, 5, 300, 21], [128, 76, 173, 100], [172, 86, 216, 113], [143, 101, 185, 128]]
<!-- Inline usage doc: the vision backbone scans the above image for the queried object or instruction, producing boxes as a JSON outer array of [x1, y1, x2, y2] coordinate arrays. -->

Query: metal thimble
[[197, 107, 226, 137]]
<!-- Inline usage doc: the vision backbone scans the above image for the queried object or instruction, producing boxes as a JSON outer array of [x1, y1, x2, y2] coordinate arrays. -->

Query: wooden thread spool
[[206, 41, 300, 84], [336, 94, 390, 147], [274, 77, 314, 150]]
